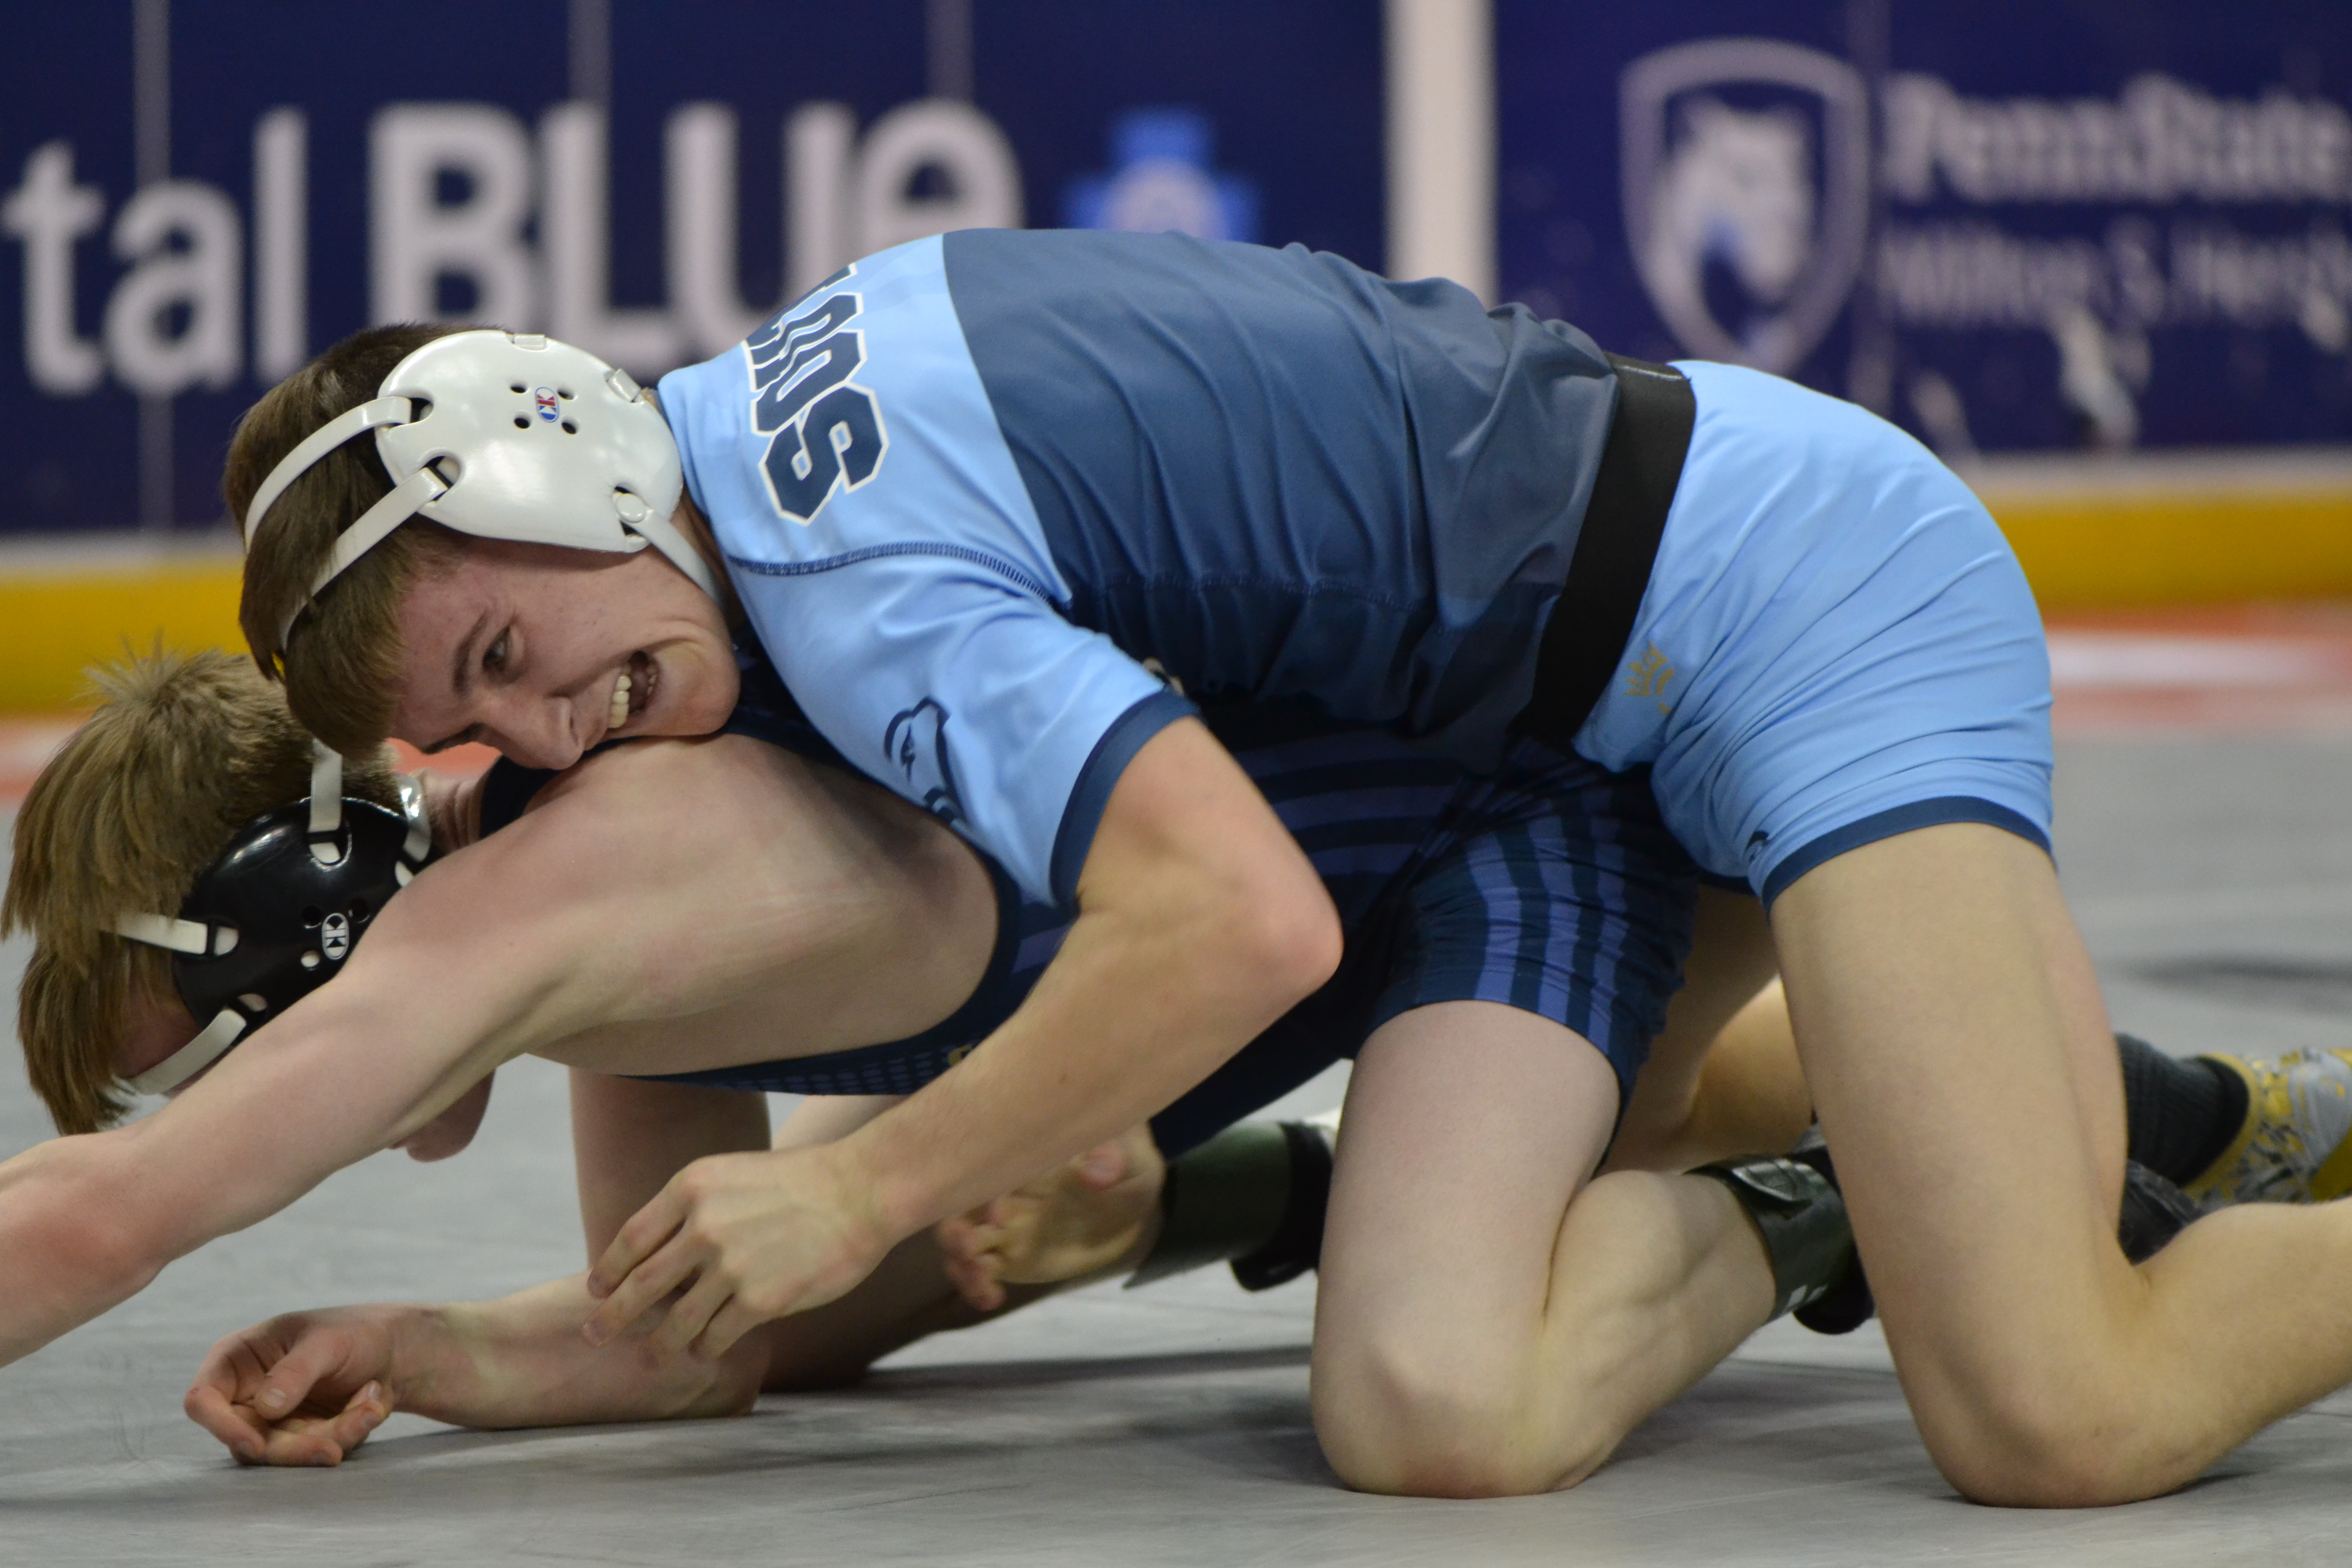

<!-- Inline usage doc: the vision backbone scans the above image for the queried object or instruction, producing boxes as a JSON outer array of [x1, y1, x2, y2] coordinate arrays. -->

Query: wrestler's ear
[[397, 1073, 494, 1162]]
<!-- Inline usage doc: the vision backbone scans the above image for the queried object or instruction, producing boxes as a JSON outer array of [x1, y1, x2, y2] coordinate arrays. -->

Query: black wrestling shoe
[[1232, 1113, 1337, 1291], [1785, 1129, 1875, 1335], [1128, 1111, 1337, 1292], [2118, 1159, 2199, 1263]]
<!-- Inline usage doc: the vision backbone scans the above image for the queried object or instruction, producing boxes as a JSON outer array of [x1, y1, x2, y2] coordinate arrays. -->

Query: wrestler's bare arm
[[0, 735, 989, 1369], [185, 1078, 1027, 1463], [570, 1078, 989, 1388], [589, 720, 1341, 1357]]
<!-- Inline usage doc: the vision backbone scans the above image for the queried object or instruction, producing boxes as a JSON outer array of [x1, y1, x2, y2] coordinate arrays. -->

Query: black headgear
[[113, 745, 431, 1093]]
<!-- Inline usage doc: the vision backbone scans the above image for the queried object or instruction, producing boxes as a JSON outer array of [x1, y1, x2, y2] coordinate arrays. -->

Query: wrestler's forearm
[[0, 1137, 165, 1367], [391, 1276, 763, 1429], [844, 724, 1340, 1240], [397, 1235, 1024, 1416]]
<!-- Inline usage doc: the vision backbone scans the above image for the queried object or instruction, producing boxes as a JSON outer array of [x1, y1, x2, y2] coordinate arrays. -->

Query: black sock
[[2118, 1032, 2248, 1186]]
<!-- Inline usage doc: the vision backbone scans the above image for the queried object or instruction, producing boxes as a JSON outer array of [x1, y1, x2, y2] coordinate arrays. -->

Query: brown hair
[[229, 323, 474, 756], [3, 648, 401, 1134]]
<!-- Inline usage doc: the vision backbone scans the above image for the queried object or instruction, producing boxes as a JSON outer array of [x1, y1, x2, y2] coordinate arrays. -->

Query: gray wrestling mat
[[7, 733, 2352, 1566]]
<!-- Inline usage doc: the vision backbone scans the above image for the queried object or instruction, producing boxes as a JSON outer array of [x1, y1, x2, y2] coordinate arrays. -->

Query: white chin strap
[[111, 912, 239, 958], [308, 741, 346, 866], [394, 773, 432, 885], [124, 1009, 247, 1096], [239, 395, 417, 556], [245, 329, 715, 643]]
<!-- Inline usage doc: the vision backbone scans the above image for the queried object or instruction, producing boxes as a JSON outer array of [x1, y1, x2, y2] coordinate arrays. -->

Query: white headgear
[[243, 330, 718, 641]]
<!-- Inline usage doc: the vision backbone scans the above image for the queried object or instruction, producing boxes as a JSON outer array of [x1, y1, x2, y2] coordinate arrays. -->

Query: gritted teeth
[[606, 655, 656, 737], [630, 652, 656, 717]]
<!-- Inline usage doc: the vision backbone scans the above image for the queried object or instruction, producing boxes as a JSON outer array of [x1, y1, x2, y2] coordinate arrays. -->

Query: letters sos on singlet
[[655, 228, 1619, 911]]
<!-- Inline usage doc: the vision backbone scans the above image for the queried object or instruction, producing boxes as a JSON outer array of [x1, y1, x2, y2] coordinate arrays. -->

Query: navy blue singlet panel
[[661, 230, 1622, 906], [945, 230, 1618, 752]]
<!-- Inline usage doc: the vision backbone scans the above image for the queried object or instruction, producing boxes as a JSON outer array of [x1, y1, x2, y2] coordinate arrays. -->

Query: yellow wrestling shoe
[[2184, 1049, 2352, 1208]]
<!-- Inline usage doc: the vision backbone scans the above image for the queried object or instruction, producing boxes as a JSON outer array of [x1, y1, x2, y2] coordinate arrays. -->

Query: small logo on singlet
[[744, 264, 890, 525], [1625, 643, 1677, 713], [884, 698, 965, 826]]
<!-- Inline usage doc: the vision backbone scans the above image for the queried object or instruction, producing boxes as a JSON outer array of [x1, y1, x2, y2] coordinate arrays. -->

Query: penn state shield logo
[[883, 699, 964, 826], [1620, 39, 1870, 374]]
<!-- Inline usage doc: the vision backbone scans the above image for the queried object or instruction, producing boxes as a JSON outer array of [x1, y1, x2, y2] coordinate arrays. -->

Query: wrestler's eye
[[483, 631, 510, 676]]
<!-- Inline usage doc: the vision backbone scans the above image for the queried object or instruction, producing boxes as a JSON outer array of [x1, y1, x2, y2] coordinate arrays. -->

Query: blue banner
[[1498, 0, 2352, 456], [10, 2, 2345, 544], [0, 2, 1381, 536]]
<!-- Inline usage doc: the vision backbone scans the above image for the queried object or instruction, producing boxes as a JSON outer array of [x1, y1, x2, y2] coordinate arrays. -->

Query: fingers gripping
[[583, 1145, 896, 1358], [931, 1130, 1166, 1311], [185, 1320, 392, 1466], [584, 1232, 698, 1348], [244, 1383, 391, 1467], [650, 1266, 740, 1361], [587, 1182, 689, 1302], [585, 1163, 792, 1357], [937, 1200, 1017, 1312], [249, 1323, 360, 1420], [584, 1182, 694, 1343]]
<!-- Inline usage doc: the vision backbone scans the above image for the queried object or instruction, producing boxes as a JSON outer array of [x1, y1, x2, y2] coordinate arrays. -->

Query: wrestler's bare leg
[[949, 888, 1812, 1325], [1311, 1001, 1774, 1497], [1606, 887, 1809, 1174], [1776, 823, 2352, 1503]]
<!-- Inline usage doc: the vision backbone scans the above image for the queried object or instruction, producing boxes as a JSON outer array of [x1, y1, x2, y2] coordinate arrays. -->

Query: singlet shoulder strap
[[1518, 354, 1694, 752], [476, 757, 560, 839]]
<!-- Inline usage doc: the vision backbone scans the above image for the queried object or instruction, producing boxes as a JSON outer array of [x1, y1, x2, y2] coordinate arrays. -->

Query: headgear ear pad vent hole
[[170, 799, 420, 1030]]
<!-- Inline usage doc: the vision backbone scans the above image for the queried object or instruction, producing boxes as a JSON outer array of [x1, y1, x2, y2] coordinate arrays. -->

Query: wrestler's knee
[[1309, 1331, 1606, 1499], [1902, 1341, 2163, 1507]]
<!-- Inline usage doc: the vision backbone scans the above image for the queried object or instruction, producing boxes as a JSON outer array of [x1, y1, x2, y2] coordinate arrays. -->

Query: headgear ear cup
[[114, 794, 431, 1094], [243, 329, 714, 642]]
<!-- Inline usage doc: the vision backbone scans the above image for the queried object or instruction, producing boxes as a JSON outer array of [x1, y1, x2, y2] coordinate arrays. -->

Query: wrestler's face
[[389, 524, 739, 771], [113, 989, 495, 1161]]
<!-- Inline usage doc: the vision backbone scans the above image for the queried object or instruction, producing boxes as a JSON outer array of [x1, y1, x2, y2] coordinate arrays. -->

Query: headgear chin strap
[[112, 743, 434, 1095], [244, 329, 717, 642]]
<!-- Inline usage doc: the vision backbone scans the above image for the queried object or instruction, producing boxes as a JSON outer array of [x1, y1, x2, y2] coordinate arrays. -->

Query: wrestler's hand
[[583, 1141, 891, 1361], [184, 1309, 400, 1466], [935, 1124, 1167, 1312]]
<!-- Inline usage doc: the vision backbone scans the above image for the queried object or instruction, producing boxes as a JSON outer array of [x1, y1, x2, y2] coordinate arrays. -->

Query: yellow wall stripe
[[0, 547, 244, 711], [0, 452, 2348, 712], [1985, 489, 2352, 611]]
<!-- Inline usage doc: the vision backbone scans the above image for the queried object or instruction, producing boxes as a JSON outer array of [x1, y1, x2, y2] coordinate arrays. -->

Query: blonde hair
[[3, 649, 400, 1134], [229, 323, 474, 757]]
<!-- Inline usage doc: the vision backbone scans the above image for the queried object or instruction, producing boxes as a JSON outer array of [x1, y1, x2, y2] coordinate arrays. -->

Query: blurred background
[[5, 13, 2352, 1553], [0, 0, 2348, 780]]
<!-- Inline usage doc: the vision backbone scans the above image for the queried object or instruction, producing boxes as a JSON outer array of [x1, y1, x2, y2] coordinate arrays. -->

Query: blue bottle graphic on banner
[[1065, 109, 1259, 242]]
